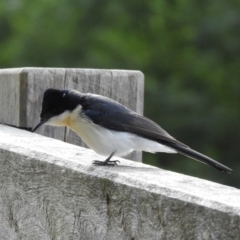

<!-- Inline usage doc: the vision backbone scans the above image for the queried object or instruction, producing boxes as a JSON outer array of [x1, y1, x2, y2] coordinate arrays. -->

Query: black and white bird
[[32, 88, 232, 173]]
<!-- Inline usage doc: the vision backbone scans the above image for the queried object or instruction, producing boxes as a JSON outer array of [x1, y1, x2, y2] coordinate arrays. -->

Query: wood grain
[[0, 68, 21, 126], [0, 124, 240, 240]]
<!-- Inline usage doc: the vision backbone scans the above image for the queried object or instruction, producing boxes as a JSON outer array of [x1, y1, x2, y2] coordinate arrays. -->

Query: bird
[[32, 88, 232, 173]]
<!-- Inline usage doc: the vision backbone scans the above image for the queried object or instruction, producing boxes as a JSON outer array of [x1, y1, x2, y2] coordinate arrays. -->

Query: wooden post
[[0, 68, 144, 162]]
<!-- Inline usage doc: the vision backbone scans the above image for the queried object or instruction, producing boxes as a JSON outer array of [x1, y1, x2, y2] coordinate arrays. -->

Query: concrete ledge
[[0, 124, 240, 240]]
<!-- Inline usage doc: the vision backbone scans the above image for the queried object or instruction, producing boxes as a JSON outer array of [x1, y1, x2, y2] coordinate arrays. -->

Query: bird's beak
[[32, 119, 49, 132]]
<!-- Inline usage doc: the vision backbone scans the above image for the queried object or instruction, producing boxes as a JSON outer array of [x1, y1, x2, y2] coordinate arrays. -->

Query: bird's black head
[[40, 88, 68, 119], [32, 88, 80, 132]]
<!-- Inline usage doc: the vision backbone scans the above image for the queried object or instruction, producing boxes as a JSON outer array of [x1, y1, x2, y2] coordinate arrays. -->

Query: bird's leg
[[92, 152, 120, 166]]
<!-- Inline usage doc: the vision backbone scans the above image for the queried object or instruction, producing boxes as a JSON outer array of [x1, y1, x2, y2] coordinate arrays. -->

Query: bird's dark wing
[[81, 95, 186, 146]]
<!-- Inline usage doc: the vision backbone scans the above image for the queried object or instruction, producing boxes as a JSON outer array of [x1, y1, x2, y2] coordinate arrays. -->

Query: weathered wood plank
[[0, 68, 22, 126], [0, 124, 240, 240], [0, 68, 144, 162]]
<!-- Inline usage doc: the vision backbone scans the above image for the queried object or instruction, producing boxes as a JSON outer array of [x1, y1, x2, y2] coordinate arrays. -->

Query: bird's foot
[[92, 160, 120, 166]]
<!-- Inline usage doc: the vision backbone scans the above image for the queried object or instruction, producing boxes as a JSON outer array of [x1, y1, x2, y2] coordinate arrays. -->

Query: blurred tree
[[0, 0, 239, 187]]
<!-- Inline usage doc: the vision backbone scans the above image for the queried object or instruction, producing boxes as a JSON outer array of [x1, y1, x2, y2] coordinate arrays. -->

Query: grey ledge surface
[[0, 124, 239, 240]]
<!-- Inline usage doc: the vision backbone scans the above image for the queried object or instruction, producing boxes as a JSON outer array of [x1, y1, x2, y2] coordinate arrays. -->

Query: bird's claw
[[92, 160, 120, 166]]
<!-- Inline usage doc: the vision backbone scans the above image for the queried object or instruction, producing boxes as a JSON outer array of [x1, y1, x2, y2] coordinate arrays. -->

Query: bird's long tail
[[163, 142, 232, 174]]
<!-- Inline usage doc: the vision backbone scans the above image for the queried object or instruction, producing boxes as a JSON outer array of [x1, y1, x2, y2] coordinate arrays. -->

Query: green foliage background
[[1, 0, 239, 187]]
